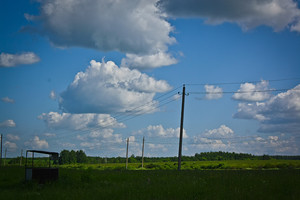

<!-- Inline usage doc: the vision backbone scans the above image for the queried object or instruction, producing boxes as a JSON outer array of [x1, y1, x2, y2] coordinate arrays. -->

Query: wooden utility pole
[[0, 134, 2, 167], [4, 148, 7, 166], [142, 136, 145, 168], [126, 138, 129, 170], [178, 84, 186, 171], [20, 149, 23, 166]]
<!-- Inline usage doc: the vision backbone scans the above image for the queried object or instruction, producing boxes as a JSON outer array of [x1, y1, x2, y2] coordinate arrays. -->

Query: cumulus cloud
[[139, 124, 188, 138], [49, 90, 56, 100], [25, 0, 176, 68], [78, 129, 124, 150], [6, 134, 20, 141], [232, 80, 271, 101], [121, 51, 177, 69], [203, 125, 234, 138], [204, 85, 223, 100], [4, 141, 18, 151], [59, 60, 172, 114], [44, 133, 56, 137], [39, 112, 125, 130], [25, 136, 49, 149], [0, 120, 16, 128], [191, 125, 234, 151], [0, 52, 40, 67], [148, 143, 168, 152], [157, 0, 300, 32], [1, 97, 15, 104], [234, 84, 300, 134]]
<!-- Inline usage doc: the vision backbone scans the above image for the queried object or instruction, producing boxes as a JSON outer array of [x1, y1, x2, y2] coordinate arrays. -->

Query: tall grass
[[1, 165, 300, 199]]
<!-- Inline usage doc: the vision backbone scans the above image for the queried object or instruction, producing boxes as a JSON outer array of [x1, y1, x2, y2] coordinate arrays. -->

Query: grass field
[[59, 159, 300, 170], [1, 160, 300, 199]]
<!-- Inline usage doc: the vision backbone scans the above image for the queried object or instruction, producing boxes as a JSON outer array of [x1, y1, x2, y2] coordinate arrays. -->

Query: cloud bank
[[39, 112, 125, 130], [59, 60, 171, 114], [157, 0, 300, 32], [0, 52, 40, 67], [234, 84, 300, 134], [26, 0, 176, 68]]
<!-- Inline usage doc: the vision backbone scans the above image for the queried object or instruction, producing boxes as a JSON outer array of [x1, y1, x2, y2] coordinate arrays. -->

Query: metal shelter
[[25, 150, 59, 183]]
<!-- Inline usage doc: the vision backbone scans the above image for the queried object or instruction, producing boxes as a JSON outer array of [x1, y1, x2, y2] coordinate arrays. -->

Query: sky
[[1, 0, 300, 158]]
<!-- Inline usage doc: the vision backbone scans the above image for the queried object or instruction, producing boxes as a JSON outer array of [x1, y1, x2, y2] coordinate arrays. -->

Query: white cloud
[[1, 97, 15, 104], [232, 80, 271, 101], [204, 85, 223, 100], [39, 112, 125, 130], [25, 0, 176, 68], [0, 120, 16, 128], [191, 125, 234, 151], [6, 134, 20, 141], [291, 21, 300, 32], [44, 133, 56, 137], [239, 135, 299, 155], [0, 52, 40, 67], [234, 84, 300, 134], [157, 0, 300, 32], [148, 143, 168, 152], [79, 129, 124, 150], [4, 141, 18, 151], [59, 60, 171, 114], [49, 90, 56, 100], [25, 136, 49, 149], [141, 124, 188, 138], [203, 125, 234, 138], [121, 51, 177, 69]]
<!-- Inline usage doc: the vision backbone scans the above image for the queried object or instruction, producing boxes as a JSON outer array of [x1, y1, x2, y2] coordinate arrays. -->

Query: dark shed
[[25, 150, 59, 183]]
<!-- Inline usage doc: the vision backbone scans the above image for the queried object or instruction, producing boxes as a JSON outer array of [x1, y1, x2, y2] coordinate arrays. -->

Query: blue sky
[[1, 0, 300, 157]]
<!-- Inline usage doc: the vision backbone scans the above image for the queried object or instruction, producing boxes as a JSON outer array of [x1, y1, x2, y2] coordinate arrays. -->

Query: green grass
[[1, 160, 300, 199], [58, 159, 300, 170]]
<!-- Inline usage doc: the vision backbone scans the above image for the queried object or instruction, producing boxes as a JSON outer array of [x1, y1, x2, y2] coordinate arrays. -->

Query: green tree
[[59, 150, 70, 165], [76, 150, 87, 163], [69, 150, 77, 163]]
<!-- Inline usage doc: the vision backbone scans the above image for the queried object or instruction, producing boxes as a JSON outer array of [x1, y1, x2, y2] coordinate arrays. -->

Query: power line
[[45, 92, 181, 141], [186, 77, 300, 86], [189, 88, 300, 95]]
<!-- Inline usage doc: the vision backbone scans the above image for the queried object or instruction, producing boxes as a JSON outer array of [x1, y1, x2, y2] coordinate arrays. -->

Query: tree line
[[6, 150, 300, 165], [58, 150, 300, 164]]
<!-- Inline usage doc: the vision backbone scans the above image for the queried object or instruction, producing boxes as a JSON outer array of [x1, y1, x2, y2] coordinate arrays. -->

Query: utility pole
[[20, 149, 23, 166], [0, 134, 2, 167], [178, 84, 187, 171], [142, 136, 145, 168], [126, 138, 129, 170], [4, 148, 7, 166]]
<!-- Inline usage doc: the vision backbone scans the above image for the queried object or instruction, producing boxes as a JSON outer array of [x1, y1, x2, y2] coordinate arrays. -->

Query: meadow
[[1, 160, 300, 199]]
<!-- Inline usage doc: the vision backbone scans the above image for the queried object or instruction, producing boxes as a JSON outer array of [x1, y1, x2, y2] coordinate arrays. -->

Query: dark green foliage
[[76, 150, 87, 163], [59, 150, 87, 164]]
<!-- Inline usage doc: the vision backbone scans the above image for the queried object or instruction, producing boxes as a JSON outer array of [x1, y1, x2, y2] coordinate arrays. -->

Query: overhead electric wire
[[189, 88, 300, 95], [46, 91, 182, 141], [186, 77, 300, 86]]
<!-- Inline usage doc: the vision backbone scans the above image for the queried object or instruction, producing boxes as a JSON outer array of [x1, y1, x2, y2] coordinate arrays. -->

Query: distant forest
[[57, 150, 300, 164], [7, 150, 300, 165]]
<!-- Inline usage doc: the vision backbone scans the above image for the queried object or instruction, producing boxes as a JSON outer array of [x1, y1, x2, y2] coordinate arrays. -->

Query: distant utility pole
[[126, 138, 129, 170], [4, 148, 7, 166], [20, 149, 23, 166], [178, 84, 187, 171], [142, 136, 145, 168], [0, 134, 2, 167]]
